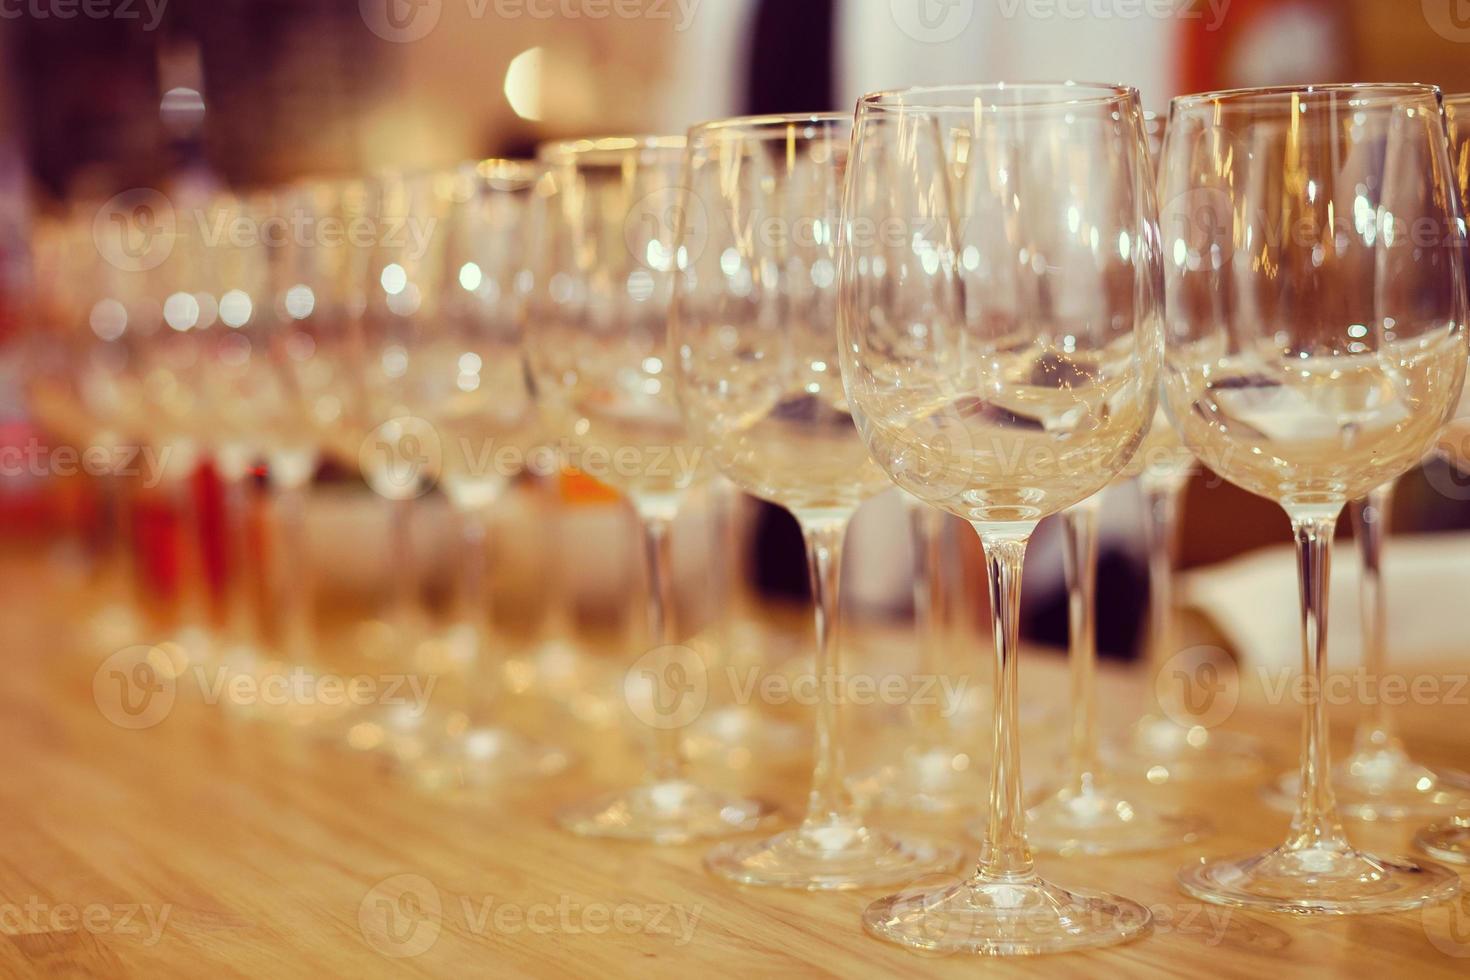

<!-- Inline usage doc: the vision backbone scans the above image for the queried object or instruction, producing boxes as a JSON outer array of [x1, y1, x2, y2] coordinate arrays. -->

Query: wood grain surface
[[1, 554, 1468, 979]]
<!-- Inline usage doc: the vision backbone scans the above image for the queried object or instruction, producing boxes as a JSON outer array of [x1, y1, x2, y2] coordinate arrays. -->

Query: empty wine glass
[[674, 112, 963, 888], [1023, 490, 1206, 854], [1411, 90, 1470, 864], [524, 135, 769, 842], [1161, 83, 1464, 913], [394, 160, 570, 783], [854, 493, 988, 813], [1262, 477, 1470, 818], [1118, 108, 1264, 783], [840, 82, 1162, 954]]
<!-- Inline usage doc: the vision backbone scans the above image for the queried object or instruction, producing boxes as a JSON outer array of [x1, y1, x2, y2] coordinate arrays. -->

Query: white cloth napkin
[[1184, 533, 1470, 669]]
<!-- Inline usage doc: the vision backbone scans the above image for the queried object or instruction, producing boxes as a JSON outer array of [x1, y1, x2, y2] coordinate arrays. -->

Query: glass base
[[403, 723, 571, 790], [1115, 715, 1263, 783], [1020, 780, 1206, 856], [1264, 751, 1470, 821], [1178, 843, 1461, 914], [863, 872, 1152, 955], [852, 744, 989, 814], [556, 780, 773, 845], [704, 821, 963, 891], [1416, 820, 1470, 865]]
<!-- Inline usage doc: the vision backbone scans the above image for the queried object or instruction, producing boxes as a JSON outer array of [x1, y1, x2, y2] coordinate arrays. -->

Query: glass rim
[[537, 134, 686, 165], [471, 157, 541, 183], [687, 111, 852, 140], [1172, 82, 1442, 110], [1445, 91, 1470, 107], [857, 81, 1138, 113]]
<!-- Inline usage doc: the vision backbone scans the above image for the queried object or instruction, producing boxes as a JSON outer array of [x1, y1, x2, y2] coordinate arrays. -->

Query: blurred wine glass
[[676, 112, 962, 888], [389, 160, 570, 784], [524, 135, 769, 843]]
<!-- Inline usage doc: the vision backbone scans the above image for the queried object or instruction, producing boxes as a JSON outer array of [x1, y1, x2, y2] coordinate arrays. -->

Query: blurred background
[[4, 0, 1470, 663]]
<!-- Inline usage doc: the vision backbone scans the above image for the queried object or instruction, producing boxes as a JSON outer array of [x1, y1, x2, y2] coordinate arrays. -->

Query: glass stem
[[1349, 480, 1400, 757], [1062, 503, 1101, 796], [641, 515, 686, 784], [975, 524, 1036, 880], [171, 463, 210, 633], [458, 504, 499, 711], [1286, 507, 1349, 852], [270, 473, 314, 666], [798, 518, 855, 831], [386, 496, 417, 637], [708, 479, 738, 667], [219, 469, 257, 648], [906, 497, 949, 749], [1141, 480, 1183, 720]]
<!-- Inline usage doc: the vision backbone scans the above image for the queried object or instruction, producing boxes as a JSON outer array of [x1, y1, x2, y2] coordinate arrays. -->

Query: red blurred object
[[1178, 0, 1347, 95]]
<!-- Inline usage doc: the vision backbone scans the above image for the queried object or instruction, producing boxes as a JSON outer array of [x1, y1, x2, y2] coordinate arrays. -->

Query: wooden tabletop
[[2, 554, 1468, 979]]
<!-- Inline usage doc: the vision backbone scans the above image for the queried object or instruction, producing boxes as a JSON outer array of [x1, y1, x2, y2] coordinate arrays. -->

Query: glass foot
[[402, 722, 571, 790], [851, 743, 989, 814], [1114, 715, 1263, 783], [1178, 843, 1461, 914], [557, 780, 773, 845], [863, 872, 1151, 955], [704, 821, 963, 890], [1416, 819, 1470, 865], [1264, 752, 1470, 821], [1020, 781, 1206, 856]]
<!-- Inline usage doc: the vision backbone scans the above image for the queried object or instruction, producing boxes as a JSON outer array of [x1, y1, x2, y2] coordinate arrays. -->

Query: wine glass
[[1161, 83, 1464, 912], [840, 82, 1161, 954], [1262, 475, 1470, 818], [1022, 490, 1206, 854], [1412, 90, 1470, 865], [673, 112, 964, 888], [523, 135, 770, 842], [394, 160, 570, 784], [855, 493, 988, 813], [1117, 108, 1264, 783]]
